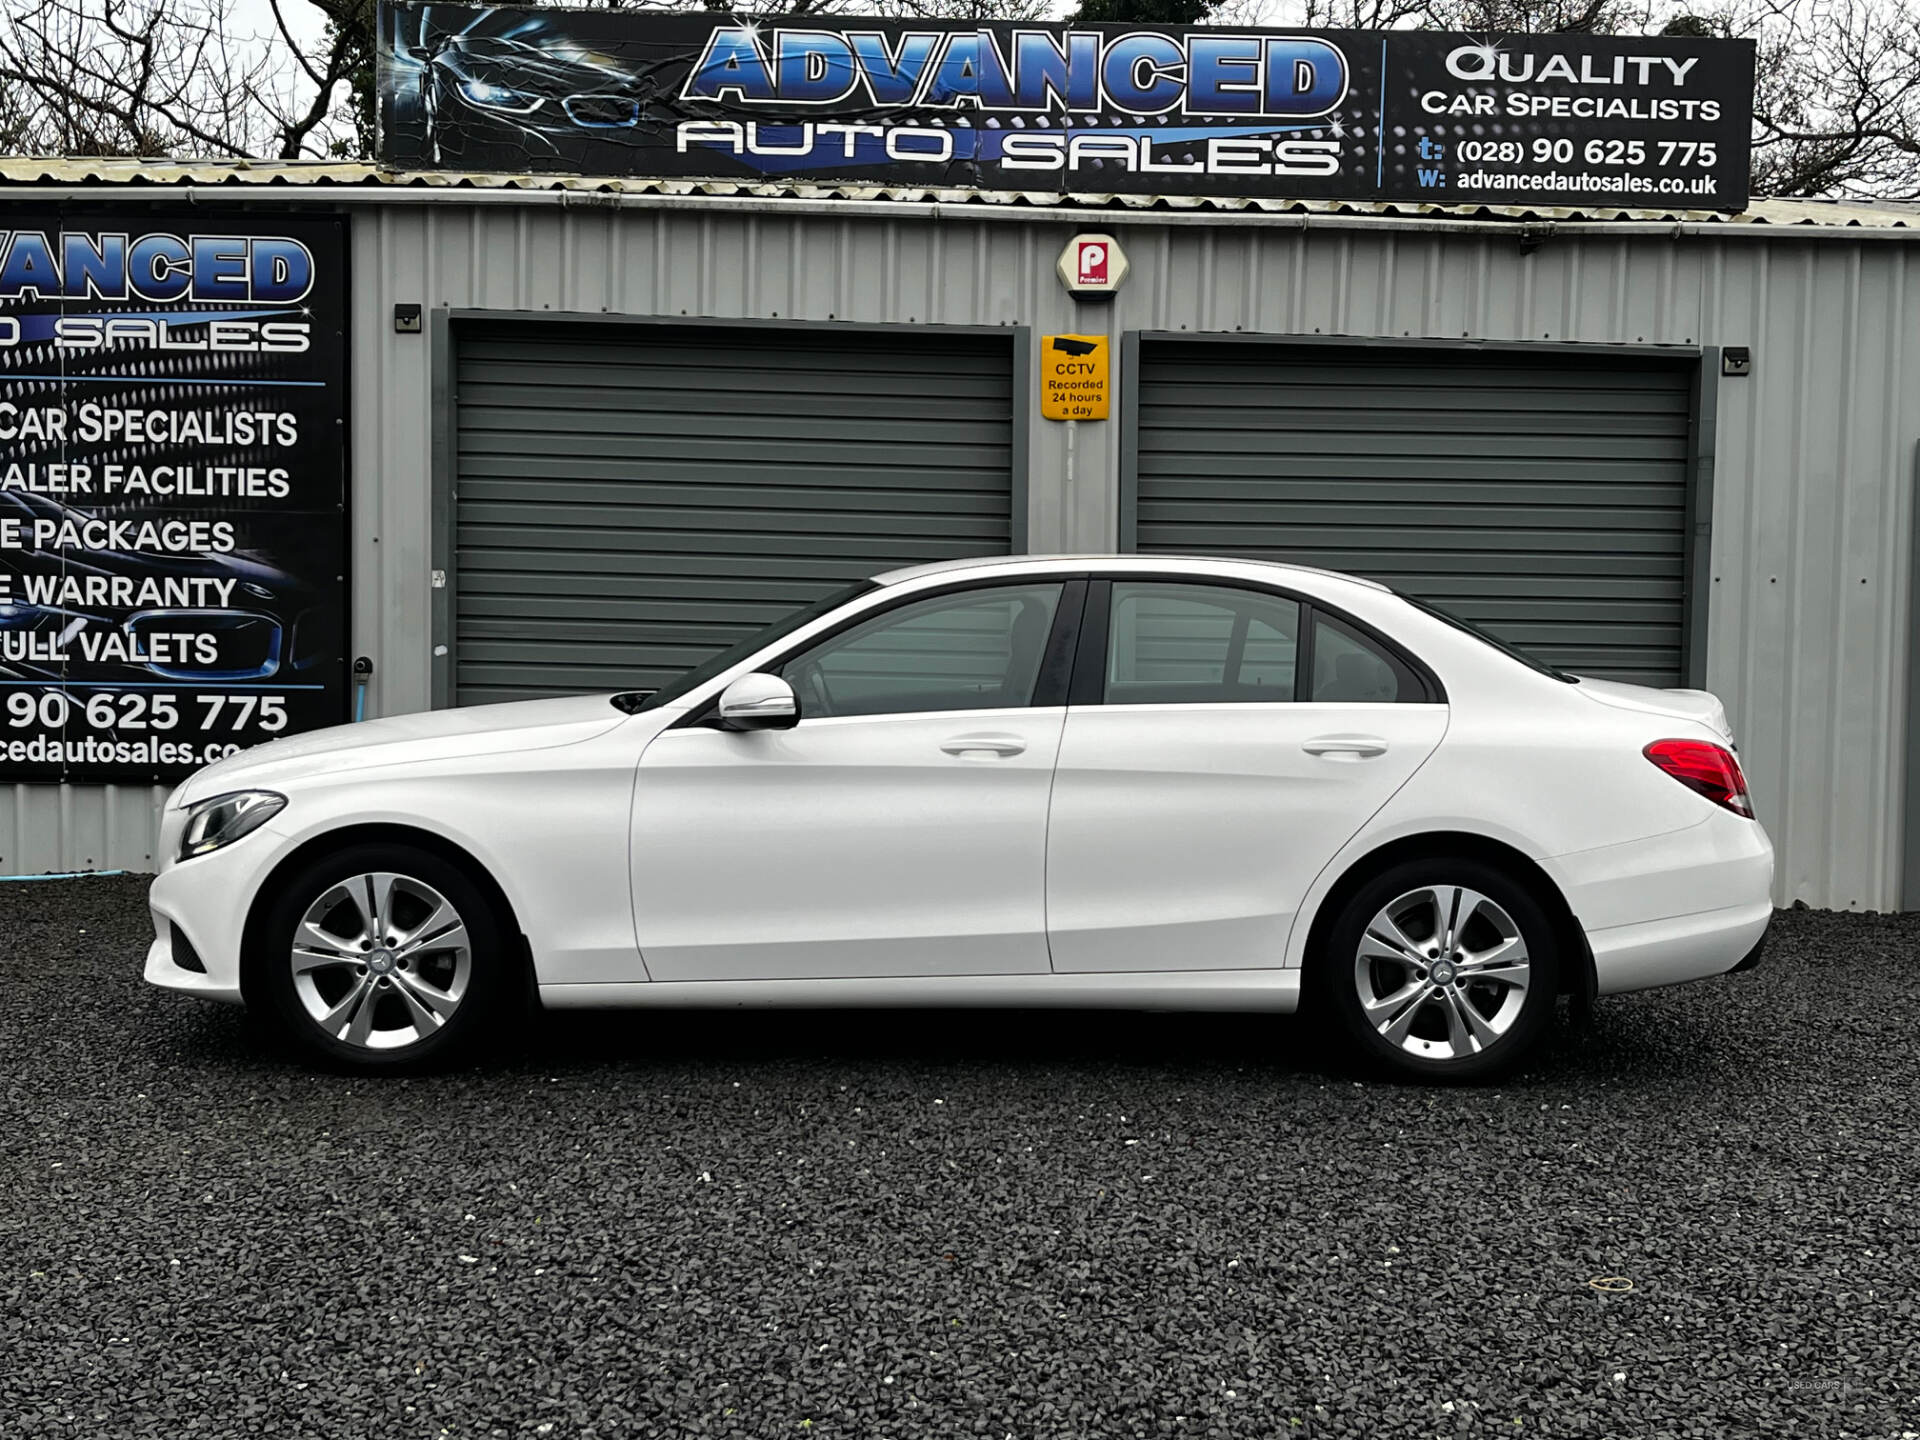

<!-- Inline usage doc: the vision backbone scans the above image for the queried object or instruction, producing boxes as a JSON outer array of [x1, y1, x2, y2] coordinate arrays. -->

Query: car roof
[[872, 553, 1390, 593]]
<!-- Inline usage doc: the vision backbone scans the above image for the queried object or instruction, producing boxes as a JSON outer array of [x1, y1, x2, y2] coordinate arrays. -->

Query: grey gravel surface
[[0, 875, 1914, 1440]]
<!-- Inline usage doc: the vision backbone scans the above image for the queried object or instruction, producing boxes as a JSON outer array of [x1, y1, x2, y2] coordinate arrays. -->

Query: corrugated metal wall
[[5, 200, 1914, 912]]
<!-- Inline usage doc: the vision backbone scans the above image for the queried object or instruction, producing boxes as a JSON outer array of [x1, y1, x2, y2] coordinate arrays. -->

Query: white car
[[146, 555, 1773, 1080]]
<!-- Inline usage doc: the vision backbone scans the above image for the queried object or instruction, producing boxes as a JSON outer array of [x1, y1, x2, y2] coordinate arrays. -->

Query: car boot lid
[[1572, 676, 1733, 742]]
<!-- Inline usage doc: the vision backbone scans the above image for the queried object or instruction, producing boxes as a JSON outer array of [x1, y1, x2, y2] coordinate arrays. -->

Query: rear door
[[1045, 579, 1448, 973]]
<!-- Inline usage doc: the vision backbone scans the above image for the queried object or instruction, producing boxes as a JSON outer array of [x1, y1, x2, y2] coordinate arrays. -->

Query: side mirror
[[717, 672, 799, 731]]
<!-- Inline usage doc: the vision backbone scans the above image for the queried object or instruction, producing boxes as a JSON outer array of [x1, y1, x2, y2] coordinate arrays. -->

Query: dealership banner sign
[[378, 5, 1754, 210], [0, 214, 349, 783]]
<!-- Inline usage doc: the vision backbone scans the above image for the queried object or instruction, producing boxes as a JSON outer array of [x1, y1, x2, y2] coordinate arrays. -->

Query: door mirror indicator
[[717, 673, 800, 731]]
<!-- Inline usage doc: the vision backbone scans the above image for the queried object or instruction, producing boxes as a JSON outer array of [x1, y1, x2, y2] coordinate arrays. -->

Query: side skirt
[[539, 969, 1303, 1013]]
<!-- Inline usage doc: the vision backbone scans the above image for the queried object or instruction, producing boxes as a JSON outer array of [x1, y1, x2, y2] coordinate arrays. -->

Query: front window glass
[[630, 581, 876, 713], [778, 584, 1064, 719]]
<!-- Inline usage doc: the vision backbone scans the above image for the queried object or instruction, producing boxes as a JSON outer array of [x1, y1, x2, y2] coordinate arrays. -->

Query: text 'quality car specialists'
[[0, 216, 350, 784], [377, 6, 1754, 210]]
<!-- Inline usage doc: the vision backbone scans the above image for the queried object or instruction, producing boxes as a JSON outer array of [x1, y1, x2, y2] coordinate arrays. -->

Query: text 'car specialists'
[[375, 7, 1755, 209], [0, 216, 348, 784]]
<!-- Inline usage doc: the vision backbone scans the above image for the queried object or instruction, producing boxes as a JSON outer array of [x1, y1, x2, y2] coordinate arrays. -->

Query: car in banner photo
[[0, 488, 331, 687], [384, 5, 687, 165], [143, 555, 1774, 1081]]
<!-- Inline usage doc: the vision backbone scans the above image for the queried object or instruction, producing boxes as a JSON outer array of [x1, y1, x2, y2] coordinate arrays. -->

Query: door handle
[[1302, 733, 1389, 758], [941, 733, 1026, 758]]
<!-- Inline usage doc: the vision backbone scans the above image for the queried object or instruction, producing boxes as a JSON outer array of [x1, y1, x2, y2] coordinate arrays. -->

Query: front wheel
[[1321, 859, 1560, 1082], [257, 843, 510, 1071]]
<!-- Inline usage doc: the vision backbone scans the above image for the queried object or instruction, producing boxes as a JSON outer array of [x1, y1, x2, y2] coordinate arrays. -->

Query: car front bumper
[[145, 917, 245, 1005], [144, 818, 291, 1006]]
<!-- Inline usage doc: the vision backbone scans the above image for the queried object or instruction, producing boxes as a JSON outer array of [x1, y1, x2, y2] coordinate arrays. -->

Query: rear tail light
[[1644, 739, 1754, 818]]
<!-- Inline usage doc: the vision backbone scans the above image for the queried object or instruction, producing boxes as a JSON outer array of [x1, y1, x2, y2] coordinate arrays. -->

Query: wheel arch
[[1300, 831, 1595, 1000], [238, 822, 536, 1009]]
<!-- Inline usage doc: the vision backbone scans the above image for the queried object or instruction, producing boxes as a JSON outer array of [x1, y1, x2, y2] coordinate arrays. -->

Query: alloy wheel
[[289, 871, 473, 1051], [1352, 885, 1531, 1063]]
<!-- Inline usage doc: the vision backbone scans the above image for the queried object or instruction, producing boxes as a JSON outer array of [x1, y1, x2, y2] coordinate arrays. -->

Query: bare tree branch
[[0, 0, 339, 156], [1279, 0, 1920, 198], [270, 0, 332, 92]]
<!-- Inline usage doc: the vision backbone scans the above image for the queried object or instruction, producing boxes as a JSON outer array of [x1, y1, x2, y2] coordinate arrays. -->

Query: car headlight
[[456, 78, 544, 114], [178, 791, 286, 861]]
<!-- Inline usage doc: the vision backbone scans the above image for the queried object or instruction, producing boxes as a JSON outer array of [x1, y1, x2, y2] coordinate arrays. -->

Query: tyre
[[1320, 858, 1560, 1082], [257, 843, 511, 1071]]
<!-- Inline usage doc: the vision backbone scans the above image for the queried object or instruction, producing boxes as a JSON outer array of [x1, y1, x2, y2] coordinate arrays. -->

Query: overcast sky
[[233, 0, 329, 54]]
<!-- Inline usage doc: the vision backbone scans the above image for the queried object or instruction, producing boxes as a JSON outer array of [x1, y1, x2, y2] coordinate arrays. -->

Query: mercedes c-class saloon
[[146, 555, 1773, 1080]]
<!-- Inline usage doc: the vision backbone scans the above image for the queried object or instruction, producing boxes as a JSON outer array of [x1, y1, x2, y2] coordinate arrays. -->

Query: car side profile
[[145, 555, 1773, 1080]]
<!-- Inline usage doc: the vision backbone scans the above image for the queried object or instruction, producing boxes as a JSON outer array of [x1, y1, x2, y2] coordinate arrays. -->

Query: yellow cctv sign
[[1040, 334, 1109, 421]]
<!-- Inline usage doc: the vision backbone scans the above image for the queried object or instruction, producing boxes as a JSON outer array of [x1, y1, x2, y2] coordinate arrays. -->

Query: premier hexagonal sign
[[1057, 234, 1128, 297]]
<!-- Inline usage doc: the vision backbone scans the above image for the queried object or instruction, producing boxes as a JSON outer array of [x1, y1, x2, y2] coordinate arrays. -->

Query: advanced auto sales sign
[[378, 5, 1754, 210], [0, 214, 348, 783]]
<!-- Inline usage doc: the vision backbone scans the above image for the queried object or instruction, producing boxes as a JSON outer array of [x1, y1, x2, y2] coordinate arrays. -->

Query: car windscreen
[[1401, 593, 1578, 684], [622, 581, 880, 713]]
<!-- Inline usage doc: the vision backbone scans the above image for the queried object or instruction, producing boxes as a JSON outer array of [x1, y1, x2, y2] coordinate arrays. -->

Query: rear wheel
[[1321, 858, 1559, 1081], [258, 843, 510, 1071]]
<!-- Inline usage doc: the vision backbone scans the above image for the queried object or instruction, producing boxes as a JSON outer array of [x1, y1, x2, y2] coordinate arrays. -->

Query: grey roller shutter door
[[453, 323, 1016, 705], [1131, 342, 1695, 686]]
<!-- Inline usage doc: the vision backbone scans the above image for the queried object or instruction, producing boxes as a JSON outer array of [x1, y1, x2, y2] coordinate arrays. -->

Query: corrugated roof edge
[[0, 156, 1910, 231]]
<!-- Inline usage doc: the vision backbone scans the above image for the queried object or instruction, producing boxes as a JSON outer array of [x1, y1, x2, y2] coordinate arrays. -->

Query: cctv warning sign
[[1041, 334, 1109, 421]]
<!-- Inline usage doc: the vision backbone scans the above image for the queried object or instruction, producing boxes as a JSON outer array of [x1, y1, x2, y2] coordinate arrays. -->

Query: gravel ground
[[0, 876, 1915, 1440]]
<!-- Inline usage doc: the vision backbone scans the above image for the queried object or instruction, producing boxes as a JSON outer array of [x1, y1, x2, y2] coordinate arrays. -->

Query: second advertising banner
[[0, 213, 349, 783]]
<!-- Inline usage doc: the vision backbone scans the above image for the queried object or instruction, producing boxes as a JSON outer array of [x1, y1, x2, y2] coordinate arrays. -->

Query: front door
[[1046, 579, 1448, 972], [633, 581, 1074, 982]]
